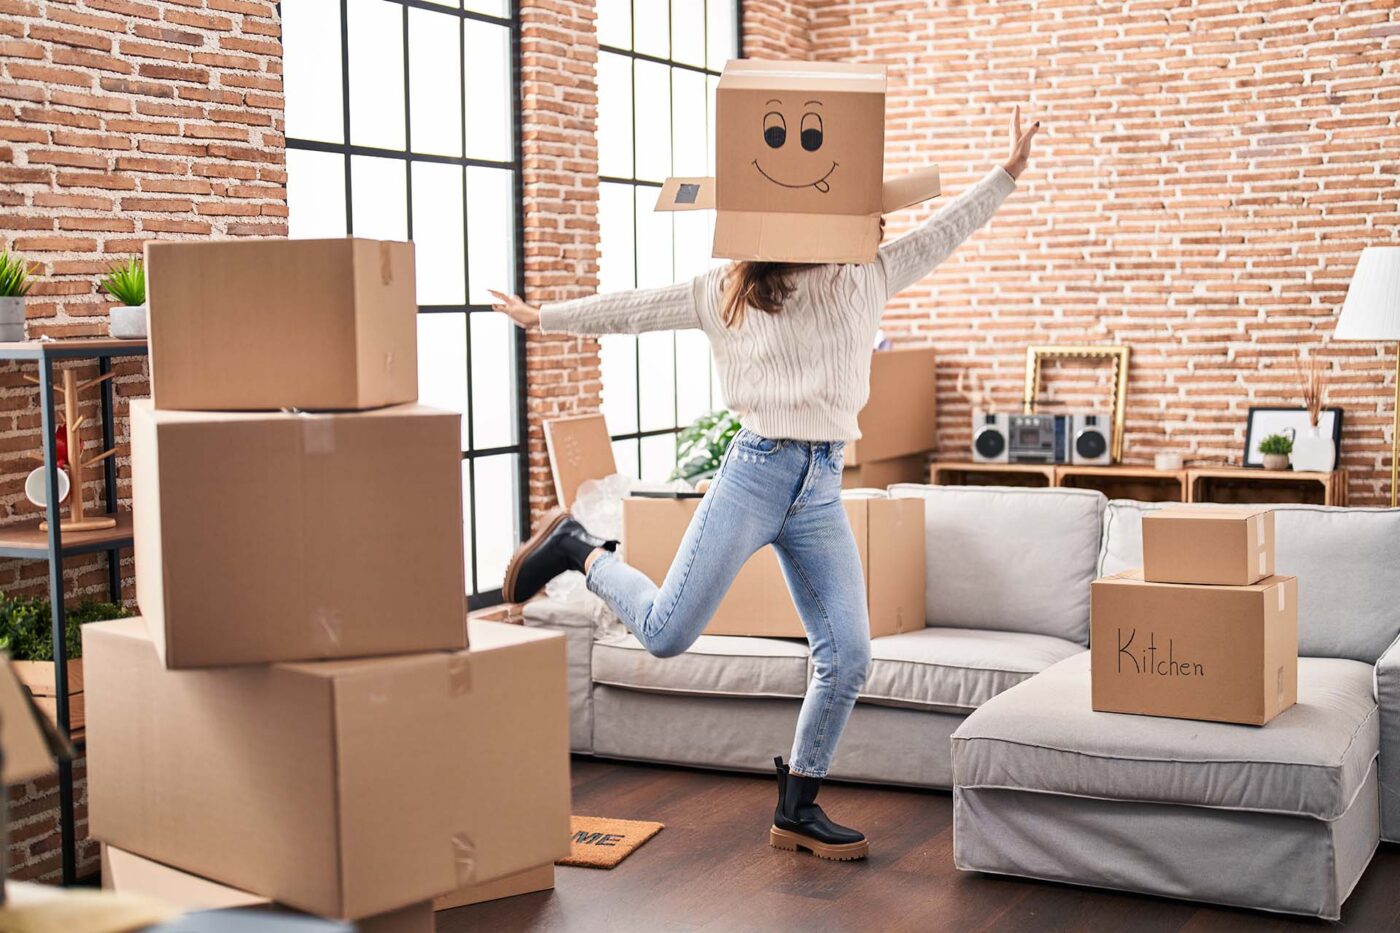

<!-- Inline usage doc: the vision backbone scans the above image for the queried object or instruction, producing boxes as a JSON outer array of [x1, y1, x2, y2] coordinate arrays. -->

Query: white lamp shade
[[1334, 246, 1400, 341]]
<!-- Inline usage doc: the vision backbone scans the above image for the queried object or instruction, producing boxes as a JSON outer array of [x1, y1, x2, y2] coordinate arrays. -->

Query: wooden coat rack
[[25, 367, 118, 532]]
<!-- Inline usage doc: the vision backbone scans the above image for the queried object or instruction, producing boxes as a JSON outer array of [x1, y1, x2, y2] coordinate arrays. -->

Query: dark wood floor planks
[[439, 759, 1400, 932]]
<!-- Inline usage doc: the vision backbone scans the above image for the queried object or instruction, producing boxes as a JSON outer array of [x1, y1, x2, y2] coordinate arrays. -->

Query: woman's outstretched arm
[[490, 277, 704, 336], [878, 107, 1039, 300]]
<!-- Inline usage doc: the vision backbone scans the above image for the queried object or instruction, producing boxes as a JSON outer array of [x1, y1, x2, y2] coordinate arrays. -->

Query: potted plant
[[0, 251, 36, 342], [101, 257, 147, 339], [1258, 432, 1294, 471], [671, 409, 742, 483], [1291, 351, 1336, 472], [0, 593, 130, 732]]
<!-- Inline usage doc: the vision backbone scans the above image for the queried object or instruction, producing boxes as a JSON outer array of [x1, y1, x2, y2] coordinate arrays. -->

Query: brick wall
[[809, 0, 1400, 503]]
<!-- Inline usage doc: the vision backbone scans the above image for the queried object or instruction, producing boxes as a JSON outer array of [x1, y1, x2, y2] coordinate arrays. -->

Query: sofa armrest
[[1375, 632, 1400, 842], [523, 593, 607, 754]]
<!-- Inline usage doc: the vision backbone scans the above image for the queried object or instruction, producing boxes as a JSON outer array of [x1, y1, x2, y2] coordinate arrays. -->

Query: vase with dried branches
[[1290, 351, 1336, 472]]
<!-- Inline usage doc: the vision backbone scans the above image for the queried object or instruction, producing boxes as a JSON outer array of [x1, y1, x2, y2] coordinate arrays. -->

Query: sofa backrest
[[1100, 499, 1400, 663], [888, 485, 1105, 645]]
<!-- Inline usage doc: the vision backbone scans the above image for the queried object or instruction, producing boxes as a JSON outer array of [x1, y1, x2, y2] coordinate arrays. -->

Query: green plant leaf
[[0, 593, 130, 661], [100, 258, 145, 306], [669, 409, 742, 482], [0, 252, 35, 298]]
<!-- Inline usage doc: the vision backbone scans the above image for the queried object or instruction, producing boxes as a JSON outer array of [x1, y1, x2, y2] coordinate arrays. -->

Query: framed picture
[[1243, 407, 1343, 468]]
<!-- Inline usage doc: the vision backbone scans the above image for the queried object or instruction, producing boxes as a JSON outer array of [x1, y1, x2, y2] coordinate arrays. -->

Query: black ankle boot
[[503, 509, 617, 604], [769, 757, 869, 861]]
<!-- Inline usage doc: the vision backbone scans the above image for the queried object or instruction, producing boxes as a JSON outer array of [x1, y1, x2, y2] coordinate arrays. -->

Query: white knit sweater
[[540, 166, 1017, 442]]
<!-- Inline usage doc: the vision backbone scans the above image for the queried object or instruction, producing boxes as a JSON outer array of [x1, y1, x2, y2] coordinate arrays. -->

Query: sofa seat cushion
[[593, 633, 809, 698], [952, 653, 1378, 820], [863, 628, 1085, 713]]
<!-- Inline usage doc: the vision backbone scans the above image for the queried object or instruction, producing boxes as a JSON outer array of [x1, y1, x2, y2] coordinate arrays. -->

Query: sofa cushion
[[592, 633, 809, 698], [1100, 499, 1400, 663], [889, 485, 1105, 644], [952, 653, 1378, 820], [863, 628, 1085, 713]]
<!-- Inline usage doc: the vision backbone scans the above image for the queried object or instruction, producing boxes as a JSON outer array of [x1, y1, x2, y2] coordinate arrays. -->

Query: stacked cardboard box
[[1091, 507, 1298, 726], [85, 239, 570, 926], [843, 346, 938, 489]]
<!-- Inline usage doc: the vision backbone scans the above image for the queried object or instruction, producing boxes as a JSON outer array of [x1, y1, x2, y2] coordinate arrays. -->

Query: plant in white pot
[[102, 257, 146, 339], [0, 251, 36, 342], [1259, 432, 1294, 471], [1290, 351, 1336, 472]]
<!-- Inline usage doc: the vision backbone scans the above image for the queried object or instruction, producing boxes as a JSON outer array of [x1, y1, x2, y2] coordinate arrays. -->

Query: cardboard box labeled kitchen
[[145, 238, 418, 412], [847, 346, 937, 466], [132, 399, 466, 668], [655, 60, 941, 263], [1091, 570, 1297, 726], [1143, 507, 1275, 586], [84, 618, 571, 921], [102, 846, 433, 933], [622, 495, 924, 637]]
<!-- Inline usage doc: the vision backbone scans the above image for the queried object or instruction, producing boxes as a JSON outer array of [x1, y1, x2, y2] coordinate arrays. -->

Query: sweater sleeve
[[878, 166, 1017, 300], [538, 278, 703, 336]]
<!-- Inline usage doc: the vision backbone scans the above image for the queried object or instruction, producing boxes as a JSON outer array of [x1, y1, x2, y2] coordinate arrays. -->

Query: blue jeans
[[586, 428, 871, 778]]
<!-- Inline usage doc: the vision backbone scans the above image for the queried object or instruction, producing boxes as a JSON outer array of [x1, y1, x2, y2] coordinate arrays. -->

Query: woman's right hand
[[489, 289, 541, 329]]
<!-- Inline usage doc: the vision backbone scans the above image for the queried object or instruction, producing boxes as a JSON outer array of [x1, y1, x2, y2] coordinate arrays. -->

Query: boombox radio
[[972, 411, 1113, 466]]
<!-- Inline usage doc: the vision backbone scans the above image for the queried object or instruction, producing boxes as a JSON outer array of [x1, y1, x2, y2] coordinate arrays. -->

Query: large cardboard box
[[543, 413, 617, 509], [655, 60, 940, 264], [101, 846, 434, 933], [131, 399, 467, 668], [433, 863, 554, 912], [1091, 570, 1298, 726], [1142, 507, 1275, 586], [84, 618, 571, 920], [621, 495, 924, 638], [842, 455, 928, 490], [145, 238, 419, 412], [848, 346, 937, 465]]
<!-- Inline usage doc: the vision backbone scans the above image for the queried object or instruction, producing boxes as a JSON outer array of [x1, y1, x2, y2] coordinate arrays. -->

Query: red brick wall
[[808, 0, 1400, 504]]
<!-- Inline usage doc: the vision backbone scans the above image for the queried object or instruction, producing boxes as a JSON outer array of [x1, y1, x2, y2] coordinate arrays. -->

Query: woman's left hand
[[1003, 105, 1040, 181]]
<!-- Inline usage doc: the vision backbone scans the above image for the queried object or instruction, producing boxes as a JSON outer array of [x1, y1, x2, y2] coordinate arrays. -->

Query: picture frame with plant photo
[[102, 256, 147, 339], [0, 250, 37, 343]]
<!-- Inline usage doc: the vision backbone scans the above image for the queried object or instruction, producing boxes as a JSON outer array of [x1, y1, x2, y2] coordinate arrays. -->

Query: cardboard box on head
[[655, 60, 941, 264]]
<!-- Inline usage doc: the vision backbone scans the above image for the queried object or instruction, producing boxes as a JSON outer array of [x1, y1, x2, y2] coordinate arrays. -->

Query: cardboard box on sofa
[[621, 495, 924, 638], [131, 399, 467, 668], [1142, 507, 1275, 586], [847, 346, 937, 466], [84, 618, 571, 920], [145, 238, 418, 412], [1090, 570, 1297, 726], [101, 845, 433, 933]]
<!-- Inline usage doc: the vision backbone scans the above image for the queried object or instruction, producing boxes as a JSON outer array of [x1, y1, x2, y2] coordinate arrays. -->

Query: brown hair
[[721, 261, 805, 328]]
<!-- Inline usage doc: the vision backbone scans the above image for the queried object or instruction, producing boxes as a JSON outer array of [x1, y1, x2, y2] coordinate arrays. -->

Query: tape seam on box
[[448, 656, 472, 695], [452, 832, 477, 885]]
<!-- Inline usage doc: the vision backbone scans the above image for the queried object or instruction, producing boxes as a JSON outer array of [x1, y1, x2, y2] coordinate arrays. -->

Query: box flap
[[104, 845, 270, 910], [654, 177, 716, 212], [1098, 568, 1293, 593], [714, 211, 881, 264], [716, 59, 886, 94], [1149, 507, 1272, 521], [0, 655, 72, 785], [543, 414, 617, 509], [881, 165, 942, 213]]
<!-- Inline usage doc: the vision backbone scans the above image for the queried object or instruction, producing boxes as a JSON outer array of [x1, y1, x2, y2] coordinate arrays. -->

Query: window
[[595, 0, 739, 480], [281, 0, 525, 606]]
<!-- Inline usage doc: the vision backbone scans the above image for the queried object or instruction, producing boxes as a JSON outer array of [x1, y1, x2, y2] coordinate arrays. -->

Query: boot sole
[[769, 826, 869, 861], [502, 508, 571, 605]]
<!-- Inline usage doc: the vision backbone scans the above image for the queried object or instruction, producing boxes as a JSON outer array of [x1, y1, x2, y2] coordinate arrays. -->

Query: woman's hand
[[489, 289, 541, 329], [1003, 105, 1040, 181]]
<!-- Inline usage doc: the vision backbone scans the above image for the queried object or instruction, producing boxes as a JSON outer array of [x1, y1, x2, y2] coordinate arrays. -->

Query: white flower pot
[[109, 303, 148, 339], [1262, 453, 1291, 471], [0, 295, 26, 342], [1290, 424, 1336, 473]]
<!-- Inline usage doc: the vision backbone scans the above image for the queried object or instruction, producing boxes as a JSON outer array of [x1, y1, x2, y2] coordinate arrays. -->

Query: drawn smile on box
[[751, 159, 838, 193]]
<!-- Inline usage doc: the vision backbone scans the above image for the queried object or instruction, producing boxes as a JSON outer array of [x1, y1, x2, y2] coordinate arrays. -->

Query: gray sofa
[[526, 485, 1400, 919]]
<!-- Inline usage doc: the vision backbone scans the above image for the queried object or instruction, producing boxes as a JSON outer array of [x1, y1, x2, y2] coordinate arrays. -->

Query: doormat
[[558, 816, 664, 869]]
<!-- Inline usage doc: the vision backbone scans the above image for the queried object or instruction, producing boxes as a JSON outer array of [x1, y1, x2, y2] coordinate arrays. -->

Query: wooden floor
[[440, 758, 1400, 932]]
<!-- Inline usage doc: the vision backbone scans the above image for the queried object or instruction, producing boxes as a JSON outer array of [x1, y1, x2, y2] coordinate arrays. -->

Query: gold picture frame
[[1023, 345, 1131, 462]]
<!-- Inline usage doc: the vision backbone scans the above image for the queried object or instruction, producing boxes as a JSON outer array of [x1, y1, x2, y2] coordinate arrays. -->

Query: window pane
[[706, 0, 737, 70], [409, 8, 463, 157], [633, 60, 672, 183], [286, 150, 346, 238], [350, 155, 407, 241], [596, 0, 630, 49], [634, 189, 673, 288], [671, 67, 707, 176], [471, 454, 518, 592], [597, 182, 635, 293], [411, 162, 466, 305], [420, 0, 456, 7], [470, 311, 516, 449], [464, 0, 507, 15], [706, 73, 719, 175], [612, 439, 639, 480], [596, 52, 633, 179], [633, 0, 669, 58], [347, 0, 405, 150], [675, 329, 712, 427], [672, 210, 711, 284], [640, 433, 678, 482], [417, 313, 469, 448], [282, 0, 342, 143], [464, 21, 512, 162], [466, 166, 514, 305], [600, 334, 638, 435], [671, 0, 705, 67], [638, 331, 677, 431]]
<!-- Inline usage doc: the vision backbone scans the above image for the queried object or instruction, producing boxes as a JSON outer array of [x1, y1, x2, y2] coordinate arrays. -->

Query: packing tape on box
[[447, 655, 472, 695], [380, 242, 394, 285], [1259, 550, 1268, 576], [452, 833, 477, 885], [1278, 584, 1287, 612], [300, 417, 337, 455]]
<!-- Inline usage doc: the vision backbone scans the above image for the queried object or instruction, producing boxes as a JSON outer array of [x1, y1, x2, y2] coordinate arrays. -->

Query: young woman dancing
[[493, 107, 1039, 862]]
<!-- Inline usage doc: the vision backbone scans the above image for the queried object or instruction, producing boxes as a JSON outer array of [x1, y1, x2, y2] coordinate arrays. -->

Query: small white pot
[[0, 295, 26, 342], [1290, 424, 1336, 473], [109, 303, 148, 339], [1262, 453, 1291, 471]]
